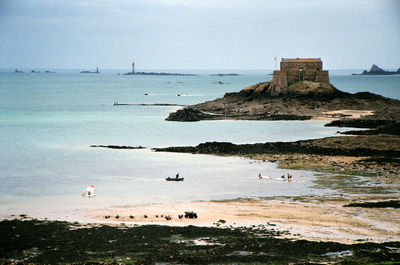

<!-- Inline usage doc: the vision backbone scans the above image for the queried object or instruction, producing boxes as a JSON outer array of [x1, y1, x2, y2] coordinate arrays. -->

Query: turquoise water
[[0, 71, 398, 219], [330, 74, 400, 99]]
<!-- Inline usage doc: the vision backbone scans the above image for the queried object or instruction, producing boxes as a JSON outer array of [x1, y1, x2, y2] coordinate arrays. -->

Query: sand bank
[[311, 109, 374, 120], [85, 195, 400, 244]]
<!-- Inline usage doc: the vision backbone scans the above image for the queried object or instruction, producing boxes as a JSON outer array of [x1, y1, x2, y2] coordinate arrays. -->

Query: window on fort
[[298, 68, 304, 81]]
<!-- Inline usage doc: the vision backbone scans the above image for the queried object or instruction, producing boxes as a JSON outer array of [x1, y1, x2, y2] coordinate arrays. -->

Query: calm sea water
[[0, 70, 399, 219]]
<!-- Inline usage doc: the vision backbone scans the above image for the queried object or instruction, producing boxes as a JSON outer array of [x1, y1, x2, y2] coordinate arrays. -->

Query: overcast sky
[[0, 0, 399, 70]]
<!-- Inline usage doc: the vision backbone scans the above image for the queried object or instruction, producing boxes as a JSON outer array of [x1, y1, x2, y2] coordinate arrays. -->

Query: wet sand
[[313, 109, 374, 120], [84, 195, 400, 244]]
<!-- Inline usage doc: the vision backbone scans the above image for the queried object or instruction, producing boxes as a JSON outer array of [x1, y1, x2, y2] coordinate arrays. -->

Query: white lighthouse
[[132, 61, 135, 74]]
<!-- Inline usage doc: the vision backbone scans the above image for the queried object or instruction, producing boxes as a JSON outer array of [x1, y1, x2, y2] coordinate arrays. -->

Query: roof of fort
[[281, 58, 321, 63]]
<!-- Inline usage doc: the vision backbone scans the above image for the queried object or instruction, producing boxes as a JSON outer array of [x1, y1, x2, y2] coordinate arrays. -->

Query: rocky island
[[167, 58, 399, 122], [210, 73, 240, 76], [80, 67, 99, 74], [161, 58, 400, 178], [166, 80, 399, 122], [124, 71, 196, 76], [354, 64, 400, 75]]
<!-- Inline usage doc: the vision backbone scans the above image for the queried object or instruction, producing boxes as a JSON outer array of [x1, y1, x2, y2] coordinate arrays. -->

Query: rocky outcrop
[[154, 135, 400, 157], [358, 64, 400, 75], [166, 108, 215, 122], [166, 81, 400, 122]]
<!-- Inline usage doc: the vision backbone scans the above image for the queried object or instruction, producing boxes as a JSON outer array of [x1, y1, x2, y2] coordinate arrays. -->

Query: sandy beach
[[84, 194, 400, 244]]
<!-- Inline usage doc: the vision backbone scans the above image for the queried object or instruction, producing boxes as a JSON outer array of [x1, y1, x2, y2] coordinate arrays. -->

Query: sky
[[0, 0, 399, 70]]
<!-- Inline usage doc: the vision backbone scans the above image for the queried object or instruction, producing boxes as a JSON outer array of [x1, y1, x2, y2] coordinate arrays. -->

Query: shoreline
[[3, 194, 399, 244], [88, 195, 400, 244], [3, 131, 398, 245], [3, 79, 399, 262]]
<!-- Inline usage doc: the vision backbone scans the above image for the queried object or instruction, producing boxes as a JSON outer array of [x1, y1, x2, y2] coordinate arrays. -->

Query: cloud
[[0, 0, 399, 69]]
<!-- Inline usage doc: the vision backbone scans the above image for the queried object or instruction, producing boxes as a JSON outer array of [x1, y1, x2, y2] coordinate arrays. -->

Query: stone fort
[[272, 58, 329, 89]]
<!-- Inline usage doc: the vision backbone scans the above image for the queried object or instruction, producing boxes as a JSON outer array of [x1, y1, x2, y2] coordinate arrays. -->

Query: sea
[[0, 69, 399, 220]]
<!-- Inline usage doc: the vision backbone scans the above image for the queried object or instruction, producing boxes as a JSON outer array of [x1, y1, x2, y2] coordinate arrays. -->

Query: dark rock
[[344, 200, 400, 209], [358, 64, 399, 75], [166, 108, 214, 122], [165, 80, 399, 122], [370, 64, 385, 73], [269, 114, 311, 120], [154, 135, 400, 157]]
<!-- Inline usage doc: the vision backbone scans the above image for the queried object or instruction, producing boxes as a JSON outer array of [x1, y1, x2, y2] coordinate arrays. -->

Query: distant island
[[123, 61, 196, 76], [210, 73, 239, 76], [14, 69, 55, 74], [353, 64, 400, 75], [80, 67, 99, 74], [124, 72, 196, 76]]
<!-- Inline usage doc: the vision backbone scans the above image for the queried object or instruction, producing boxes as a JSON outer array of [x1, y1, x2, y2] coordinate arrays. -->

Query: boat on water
[[165, 177, 184, 181], [82, 184, 96, 197]]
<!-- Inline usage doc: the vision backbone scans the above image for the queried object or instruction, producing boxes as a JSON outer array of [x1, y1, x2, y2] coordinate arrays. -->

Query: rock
[[359, 64, 399, 75], [166, 108, 213, 122], [165, 80, 399, 122], [154, 135, 400, 157], [370, 64, 385, 73]]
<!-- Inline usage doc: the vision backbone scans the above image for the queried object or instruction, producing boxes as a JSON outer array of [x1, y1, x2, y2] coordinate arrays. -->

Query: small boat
[[165, 177, 184, 181], [82, 184, 96, 197]]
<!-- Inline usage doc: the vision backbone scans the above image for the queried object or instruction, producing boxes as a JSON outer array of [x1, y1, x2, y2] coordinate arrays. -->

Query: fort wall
[[272, 58, 329, 90]]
